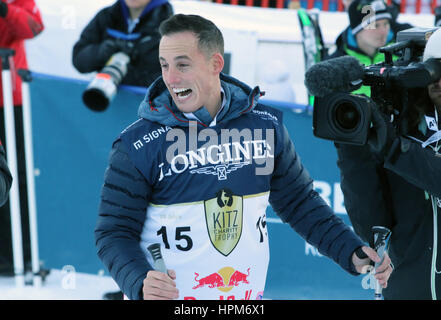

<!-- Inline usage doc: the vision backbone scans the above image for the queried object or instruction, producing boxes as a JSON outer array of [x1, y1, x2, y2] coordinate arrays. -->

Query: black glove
[[367, 105, 396, 159], [97, 38, 135, 65], [131, 35, 160, 62], [0, 1, 8, 18], [435, 6, 441, 27], [114, 38, 135, 57], [97, 39, 121, 65]]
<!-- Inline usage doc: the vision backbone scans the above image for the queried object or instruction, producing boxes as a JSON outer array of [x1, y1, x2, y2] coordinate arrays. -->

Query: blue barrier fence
[[29, 73, 372, 299]]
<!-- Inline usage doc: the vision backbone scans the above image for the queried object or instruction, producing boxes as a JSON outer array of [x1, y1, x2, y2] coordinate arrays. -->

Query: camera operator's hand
[[435, 6, 441, 27], [367, 105, 396, 159], [131, 35, 160, 63], [97, 39, 120, 65], [0, 1, 8, 18], [97, 38, 135, 66]]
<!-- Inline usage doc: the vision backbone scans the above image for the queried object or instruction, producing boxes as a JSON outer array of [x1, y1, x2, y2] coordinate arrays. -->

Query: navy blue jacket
[[95, 73, 365, 300]]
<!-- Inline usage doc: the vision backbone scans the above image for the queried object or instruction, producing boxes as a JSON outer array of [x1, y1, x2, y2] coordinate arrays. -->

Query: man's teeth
[[173, 88, 190, 94]]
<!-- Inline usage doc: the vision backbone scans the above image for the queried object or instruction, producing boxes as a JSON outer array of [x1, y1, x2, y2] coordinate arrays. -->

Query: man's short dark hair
[[159, 14, 224, 57]]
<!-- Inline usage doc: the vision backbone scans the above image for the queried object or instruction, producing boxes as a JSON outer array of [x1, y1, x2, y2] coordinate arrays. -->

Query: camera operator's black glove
[[97, 38, 135, 66], [435, 6, 441, 27], [0, 1, 8, 18], [367, 105, 396, 159], [131, 35, 160, 63], [97, 39, 120, 65]]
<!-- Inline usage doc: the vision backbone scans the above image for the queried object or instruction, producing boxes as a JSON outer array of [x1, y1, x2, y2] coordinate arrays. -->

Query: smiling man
[[158, 29, 224, 118], [94, 14, 392, 300]]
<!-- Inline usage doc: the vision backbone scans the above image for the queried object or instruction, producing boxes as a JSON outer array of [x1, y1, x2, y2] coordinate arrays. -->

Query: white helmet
[[423, 27, 441, 62]]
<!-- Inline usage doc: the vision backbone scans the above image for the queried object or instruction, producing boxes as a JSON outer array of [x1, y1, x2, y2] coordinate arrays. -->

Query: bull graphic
[[192, 272, 225, 289], [228, 268, 250, 287]]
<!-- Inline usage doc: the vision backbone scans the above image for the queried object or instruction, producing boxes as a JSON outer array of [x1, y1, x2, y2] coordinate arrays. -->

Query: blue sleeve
[[95, 139, 153, 300], [269, 125, 364, 275]]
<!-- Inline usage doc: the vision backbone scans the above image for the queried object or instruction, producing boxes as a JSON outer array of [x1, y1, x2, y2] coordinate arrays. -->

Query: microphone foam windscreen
[[304, 56, 365, 97]]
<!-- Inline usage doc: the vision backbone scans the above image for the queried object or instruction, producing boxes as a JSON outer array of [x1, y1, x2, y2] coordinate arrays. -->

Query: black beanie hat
[[349, 0, 392, 35]]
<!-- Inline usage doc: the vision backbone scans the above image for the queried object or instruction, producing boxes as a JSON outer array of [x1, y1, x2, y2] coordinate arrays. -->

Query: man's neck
[[204, 80, 223, 119], [206, 93, 223, 119]]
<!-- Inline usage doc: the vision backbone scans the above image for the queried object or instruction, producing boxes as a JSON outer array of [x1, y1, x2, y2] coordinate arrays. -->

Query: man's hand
[[143, 269, 179, 300], [352, 246, 392, 288]]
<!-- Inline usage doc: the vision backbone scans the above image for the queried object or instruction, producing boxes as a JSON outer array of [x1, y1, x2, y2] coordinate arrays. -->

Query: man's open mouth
[[173, 87, 193, 100]]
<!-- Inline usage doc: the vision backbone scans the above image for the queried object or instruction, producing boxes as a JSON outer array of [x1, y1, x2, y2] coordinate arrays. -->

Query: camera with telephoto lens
[[312, 27, 441, 145], [82, 51, 130, 112]]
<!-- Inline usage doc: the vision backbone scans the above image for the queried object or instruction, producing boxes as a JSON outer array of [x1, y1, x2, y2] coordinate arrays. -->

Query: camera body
[[313, 27, 441, 145], [82, 52, 130, 112]]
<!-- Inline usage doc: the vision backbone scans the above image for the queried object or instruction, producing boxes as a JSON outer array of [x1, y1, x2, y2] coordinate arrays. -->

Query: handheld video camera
[[310, 27, 441, 145]]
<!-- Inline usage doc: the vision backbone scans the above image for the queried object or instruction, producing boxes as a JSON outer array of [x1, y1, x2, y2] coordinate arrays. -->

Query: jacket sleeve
[[95, 139, 153, 300], [335, 142, 394, 244], [72, 11, 107, 73], [384, 136, 441, 198], [2, 0, 44, 41], [269, 125, 365, 275], [0, 143, 12, 207]]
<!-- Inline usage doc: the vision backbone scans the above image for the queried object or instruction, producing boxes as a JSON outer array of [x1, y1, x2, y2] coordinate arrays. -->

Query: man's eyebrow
[[159, 55, 192, 62], [174, 55, 191, 61]]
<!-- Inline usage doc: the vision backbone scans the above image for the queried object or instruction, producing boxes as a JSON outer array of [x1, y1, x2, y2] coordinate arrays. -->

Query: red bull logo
[[192, 266, 250, 292], [192, 272, 225, 289]]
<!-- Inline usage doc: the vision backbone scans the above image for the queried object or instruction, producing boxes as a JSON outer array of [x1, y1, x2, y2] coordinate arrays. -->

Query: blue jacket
[[95, 73, 365, 300]]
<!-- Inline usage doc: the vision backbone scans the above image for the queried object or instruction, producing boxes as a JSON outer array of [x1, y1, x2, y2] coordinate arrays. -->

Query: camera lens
[[334, 102, 360, 131]]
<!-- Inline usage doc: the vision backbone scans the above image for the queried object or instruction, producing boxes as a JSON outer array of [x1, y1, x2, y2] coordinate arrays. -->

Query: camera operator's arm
[[335, 142, 394, 244], [72, 11, 121, 74], [368, 105, 441, 198], [0, 0, 43, 40], [383, 137, 441, 198]]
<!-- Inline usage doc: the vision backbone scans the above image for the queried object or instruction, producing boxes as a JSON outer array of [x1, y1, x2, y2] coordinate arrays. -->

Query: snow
[[0, 269, 120, 300]]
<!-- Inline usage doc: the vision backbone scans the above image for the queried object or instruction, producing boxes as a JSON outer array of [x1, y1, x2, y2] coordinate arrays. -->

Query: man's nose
[[163, 67, 181, 85]]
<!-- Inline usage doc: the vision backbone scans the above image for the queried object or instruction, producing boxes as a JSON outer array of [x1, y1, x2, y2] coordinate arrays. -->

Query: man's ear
[[211, 52, 225, 74]]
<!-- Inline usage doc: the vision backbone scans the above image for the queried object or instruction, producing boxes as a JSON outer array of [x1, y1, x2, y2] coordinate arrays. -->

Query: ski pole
[[0, 48, 25, 287], [18, 69, 41, 287], [372, 226, 392, 300]]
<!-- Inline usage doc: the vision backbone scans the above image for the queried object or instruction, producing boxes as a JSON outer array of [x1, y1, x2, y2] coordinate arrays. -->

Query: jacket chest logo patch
[[204, 188, 243, 256]]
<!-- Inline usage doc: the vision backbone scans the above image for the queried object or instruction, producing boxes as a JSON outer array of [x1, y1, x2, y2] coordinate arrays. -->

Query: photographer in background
[[328, 0, 395, 96], [0, 0, 43, 275], [327, 0, 412, 96], [72, 0, 173, 88], [335, 28, 441, 299]]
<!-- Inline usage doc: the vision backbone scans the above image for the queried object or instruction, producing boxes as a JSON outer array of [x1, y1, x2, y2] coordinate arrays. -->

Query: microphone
[[147, 243, 168, 274], [304, 56, 365, 97]]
